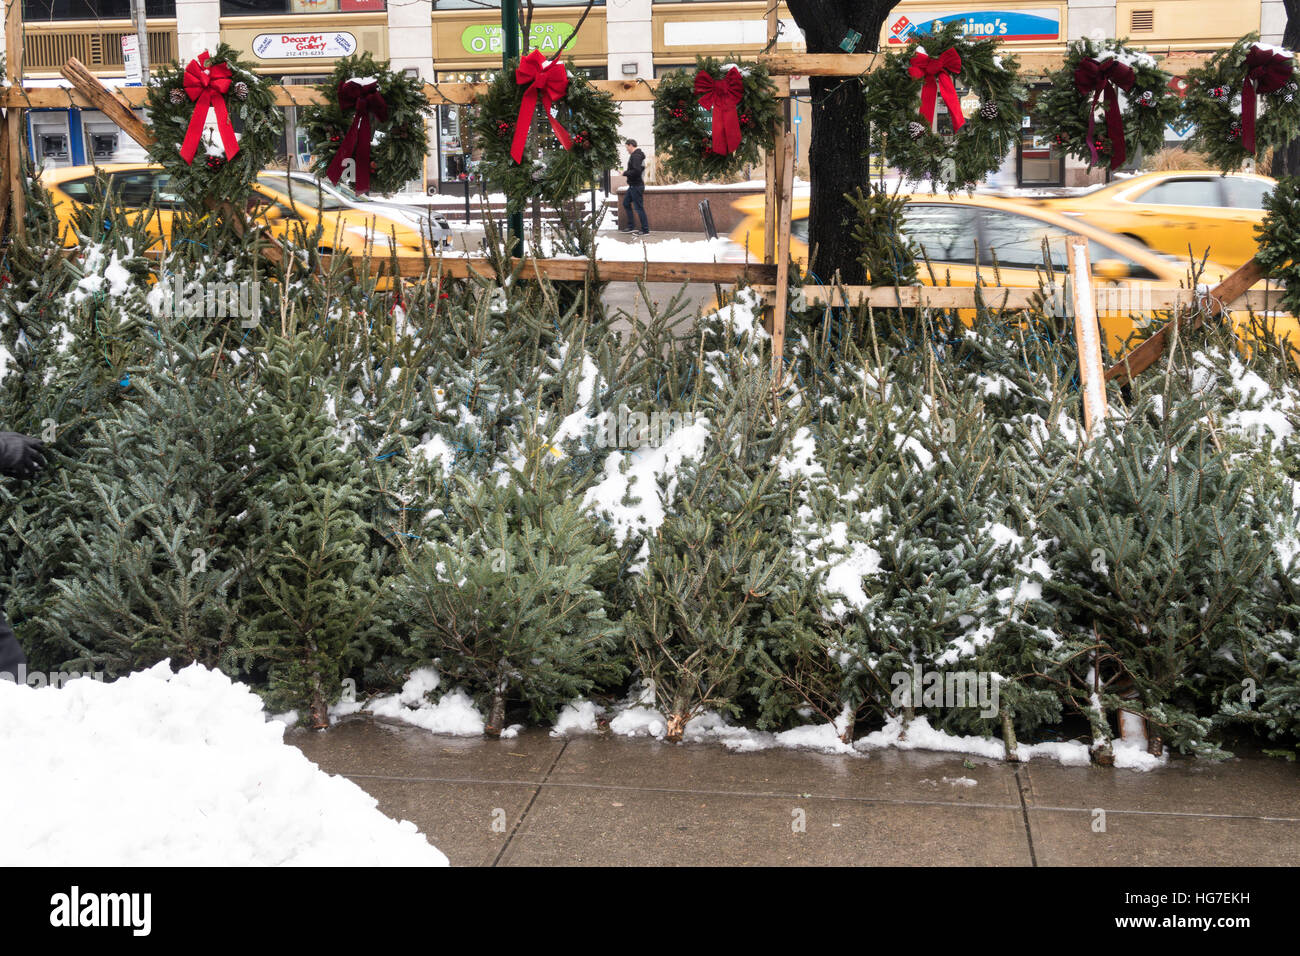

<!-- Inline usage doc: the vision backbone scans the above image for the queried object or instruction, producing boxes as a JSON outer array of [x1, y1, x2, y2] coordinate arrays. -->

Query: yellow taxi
[[40, 163, 434, 257], [729, 191, 1296, 362], [1037, 170, 1275, 269]]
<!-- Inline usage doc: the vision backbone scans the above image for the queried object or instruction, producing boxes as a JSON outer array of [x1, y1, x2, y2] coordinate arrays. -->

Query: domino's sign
[[888, 9, 1061, 43]]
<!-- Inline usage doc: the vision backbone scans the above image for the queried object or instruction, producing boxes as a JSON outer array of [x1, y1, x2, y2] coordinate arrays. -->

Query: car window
[[976, 209, 1159, 279], [57, 175, 98, 204], [1220, 176, 1273, 209], [106, 170, 182, 210], [791, 217, 808, 245], [1139, 178, 1221, 207], [901, 203, 980, 265], [258, 173, 347, 211]]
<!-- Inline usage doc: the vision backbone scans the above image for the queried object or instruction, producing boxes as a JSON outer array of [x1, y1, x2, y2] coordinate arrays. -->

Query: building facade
[[3, 0, 1290, 189]]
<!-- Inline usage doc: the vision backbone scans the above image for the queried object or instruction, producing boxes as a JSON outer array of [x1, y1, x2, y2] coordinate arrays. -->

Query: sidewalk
[[286, 717, 1300, 866]]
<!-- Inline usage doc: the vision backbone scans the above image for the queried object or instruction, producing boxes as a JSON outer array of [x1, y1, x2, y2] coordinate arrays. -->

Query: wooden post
[[1067, 236, 1107, 437], [6, 0, 26, 233], [762, 4, 777, 266], [771, 102, 795, 385]]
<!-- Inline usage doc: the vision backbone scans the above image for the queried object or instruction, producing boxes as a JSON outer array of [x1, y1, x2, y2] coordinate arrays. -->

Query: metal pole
[[502, 1, 524, 256], [131, 0, 149, 83]]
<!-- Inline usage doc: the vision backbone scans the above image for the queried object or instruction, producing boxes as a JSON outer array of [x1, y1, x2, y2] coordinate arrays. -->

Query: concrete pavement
[[286, 717, 1300, 867]]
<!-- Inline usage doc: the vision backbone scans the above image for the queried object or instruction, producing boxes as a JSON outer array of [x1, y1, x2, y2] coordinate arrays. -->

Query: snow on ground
[[362, 667, 486, 736], [0, 662, 448, 865]]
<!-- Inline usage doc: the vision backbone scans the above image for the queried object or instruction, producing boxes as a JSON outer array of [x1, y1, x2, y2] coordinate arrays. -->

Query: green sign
[[461, 23, 575, 56]]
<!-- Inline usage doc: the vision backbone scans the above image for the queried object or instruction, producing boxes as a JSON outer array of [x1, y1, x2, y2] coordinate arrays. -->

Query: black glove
[[0, 432, 45, 479]]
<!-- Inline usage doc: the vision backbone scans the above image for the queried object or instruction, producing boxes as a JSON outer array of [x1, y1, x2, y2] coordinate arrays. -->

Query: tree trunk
[[1001, 706, 1020, 763], [786, 1, 900, 285]]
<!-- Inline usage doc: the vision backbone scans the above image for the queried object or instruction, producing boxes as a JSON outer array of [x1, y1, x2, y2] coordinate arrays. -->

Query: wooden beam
[[0, 119, 10, 239], [762, 4, 778, 267], [319, 255, 777, 285], [771, 104, 795, 383], [6, 0, 26, 232], [1104, 257, 1267, 386], [59, 58, 154, 147], [0, 76, 789, 109]]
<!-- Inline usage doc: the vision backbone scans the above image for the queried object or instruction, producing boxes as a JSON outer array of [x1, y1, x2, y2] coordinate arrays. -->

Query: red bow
[[326, 79, 389, 194], [1241, 45, 1294, 154], [694, 67, 745, 156], [180, 52, 239, 166], [1074, 57, 1135, 169], [908, 48, 965, 131], [511, 49, 573, 164]]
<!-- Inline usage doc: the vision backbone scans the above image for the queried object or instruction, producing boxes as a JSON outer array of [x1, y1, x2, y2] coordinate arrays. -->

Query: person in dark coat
[[0, 431, 45, 682], [621, 139, 650, 236]]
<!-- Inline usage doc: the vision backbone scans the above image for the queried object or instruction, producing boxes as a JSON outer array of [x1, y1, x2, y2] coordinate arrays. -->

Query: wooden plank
[[59, 58, 154, 146], [6, 0, 26, 232], [1068, 236, 1108, 436], [759, 283, 1290, 313], [319, 255, 778, 284], [771, 106, 795, 382], [0, 119, 10, 239], [1104, 257, 1267, 386], [0, 76, 790, 109], [757, 51, 1244, 78]]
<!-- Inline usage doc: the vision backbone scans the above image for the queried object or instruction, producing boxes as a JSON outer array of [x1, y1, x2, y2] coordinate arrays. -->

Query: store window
[[431, 1, 601, 7], [221, 0, 386, 15], [433, 66, 605, 191], [1017, 86, 1064, 186], [22, 0, 175, 19]]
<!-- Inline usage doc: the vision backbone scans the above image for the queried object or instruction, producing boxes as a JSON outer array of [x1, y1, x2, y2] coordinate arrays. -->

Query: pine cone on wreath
[[1136, 90, 1155, 106], [169, 88, 186, 105], [978, 102, 999, 120], [1228, 120, 1244, 140], [907, 121, 926, 140], [233, 81, 249, 101]]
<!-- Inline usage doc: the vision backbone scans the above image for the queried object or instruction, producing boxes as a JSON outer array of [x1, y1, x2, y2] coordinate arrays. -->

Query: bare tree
[[785, 1, 900, 284]]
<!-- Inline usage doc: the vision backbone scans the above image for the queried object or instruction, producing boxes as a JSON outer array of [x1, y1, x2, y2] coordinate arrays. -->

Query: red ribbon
[[511, 49, 573, 164], [1074, 57, 1135, 169], [180, 52, 239, 166], [694, 67, 745, 156], [326, 79, 389, 194], [908, 48, 966, 131], [1241, 45, 1294, 154]]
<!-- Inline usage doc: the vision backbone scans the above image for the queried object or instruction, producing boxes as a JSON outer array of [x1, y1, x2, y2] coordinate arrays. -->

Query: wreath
[[1183, 34, 1300, 172], [472, 51, 620, 210], [1032, 38, 1181, 172], [1254, 175, 1300, 316], [865, 20, 1023, 191], [299, 53, 432, 196], [144, 44, 282, 201], [652, 57, 779, 181]]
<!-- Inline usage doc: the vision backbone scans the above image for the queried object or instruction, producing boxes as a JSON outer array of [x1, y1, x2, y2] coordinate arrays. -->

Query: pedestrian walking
[[621, 139, 650, 236]]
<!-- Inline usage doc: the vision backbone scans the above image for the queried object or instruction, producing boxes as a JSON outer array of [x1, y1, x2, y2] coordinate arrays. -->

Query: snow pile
[[364, 667, 486, 736], [0, 662, 448, 865]]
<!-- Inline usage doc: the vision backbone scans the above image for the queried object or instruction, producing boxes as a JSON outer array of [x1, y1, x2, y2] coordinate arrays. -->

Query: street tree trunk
[[1271, 2, 1300, 177], [786, 1, 900, 285]]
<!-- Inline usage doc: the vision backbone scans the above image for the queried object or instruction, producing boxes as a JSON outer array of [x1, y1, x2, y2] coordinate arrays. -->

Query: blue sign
[[888, 9, 1062, 44]]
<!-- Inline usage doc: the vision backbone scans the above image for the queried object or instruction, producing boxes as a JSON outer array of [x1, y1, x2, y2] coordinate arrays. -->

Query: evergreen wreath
[[652, 56, 779, 181], [865, 20, 1023, 192], [144, 44, 282, 201], [1183, 34, 1300, 172], [1254, 175, 1300, 317], [1032, 38, 1181, 172], [472, 52, 619, 210], [299, 53, 432, 196]]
